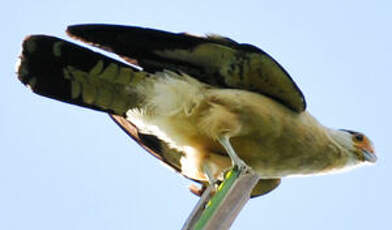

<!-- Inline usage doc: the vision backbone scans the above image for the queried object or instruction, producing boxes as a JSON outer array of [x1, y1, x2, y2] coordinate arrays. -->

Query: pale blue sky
[[1, 1, 391, 229]]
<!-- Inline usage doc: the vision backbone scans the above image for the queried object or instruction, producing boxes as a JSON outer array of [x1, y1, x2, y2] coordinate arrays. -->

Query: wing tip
[[16, 35, 66, 98], [66, 24, 96, 36], [17, 35, 39, 89], [17, 35, 61, 88], [66, 24, 88, 43], [66, 24, 116, 53]]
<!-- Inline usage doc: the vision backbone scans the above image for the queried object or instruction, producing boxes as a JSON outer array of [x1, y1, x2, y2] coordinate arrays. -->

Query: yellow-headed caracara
[[17, 24, 376, 197]]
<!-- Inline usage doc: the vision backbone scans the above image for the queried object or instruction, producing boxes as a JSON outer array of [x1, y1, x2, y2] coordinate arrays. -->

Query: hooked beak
[[363, 150, 377, 163]]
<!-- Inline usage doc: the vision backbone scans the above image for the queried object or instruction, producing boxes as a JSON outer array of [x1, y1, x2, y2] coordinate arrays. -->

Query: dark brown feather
[[67, 24, 306, 112]]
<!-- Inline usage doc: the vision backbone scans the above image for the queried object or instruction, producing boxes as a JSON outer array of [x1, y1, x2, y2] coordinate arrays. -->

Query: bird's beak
[[363, 150, 377, 163]]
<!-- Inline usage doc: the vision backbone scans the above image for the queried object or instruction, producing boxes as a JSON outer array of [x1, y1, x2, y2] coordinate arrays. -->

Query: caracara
[[17, 24, 376, 197]]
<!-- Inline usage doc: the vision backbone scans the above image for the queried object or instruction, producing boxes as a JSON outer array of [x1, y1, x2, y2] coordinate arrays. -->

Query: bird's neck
[[321, 128, 358, 174]]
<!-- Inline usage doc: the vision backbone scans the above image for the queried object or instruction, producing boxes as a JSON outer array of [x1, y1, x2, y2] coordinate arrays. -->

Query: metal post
[[182, 166, 260, 230]]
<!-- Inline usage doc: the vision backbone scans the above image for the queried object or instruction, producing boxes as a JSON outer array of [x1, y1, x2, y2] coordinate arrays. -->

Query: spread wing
[[67, 24, 306, 112], [17, 35, 150, 117]]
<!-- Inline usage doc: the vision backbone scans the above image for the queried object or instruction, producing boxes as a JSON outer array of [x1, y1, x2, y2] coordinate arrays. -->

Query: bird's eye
[[354, 134, 364, 142]]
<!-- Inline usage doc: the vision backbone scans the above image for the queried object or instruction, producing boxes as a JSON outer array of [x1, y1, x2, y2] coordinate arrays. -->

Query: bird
[[17, 24, 377, 197]]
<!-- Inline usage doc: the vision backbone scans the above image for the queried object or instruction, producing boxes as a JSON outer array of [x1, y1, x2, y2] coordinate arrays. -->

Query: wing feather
[[67, 24, 306, 112]]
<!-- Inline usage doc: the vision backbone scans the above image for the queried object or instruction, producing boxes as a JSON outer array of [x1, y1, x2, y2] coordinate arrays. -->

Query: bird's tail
[[17, 35, 149, 116]]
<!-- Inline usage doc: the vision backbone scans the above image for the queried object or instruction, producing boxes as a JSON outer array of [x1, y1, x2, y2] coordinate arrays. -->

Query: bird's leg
[[189, 162, 218, 197], [202, 162, 218, 186], [218, 135, 248, 171]]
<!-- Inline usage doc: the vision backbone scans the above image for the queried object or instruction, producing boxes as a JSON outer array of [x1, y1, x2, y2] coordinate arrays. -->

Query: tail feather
[[17, 35, 147, 116]]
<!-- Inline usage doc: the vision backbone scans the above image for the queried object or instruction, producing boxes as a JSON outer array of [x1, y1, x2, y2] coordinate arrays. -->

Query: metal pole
[[182, 166, 260, 230]]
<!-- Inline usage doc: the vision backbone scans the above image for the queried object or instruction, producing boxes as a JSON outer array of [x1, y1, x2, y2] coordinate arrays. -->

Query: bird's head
[[334, 129, 377, 166]]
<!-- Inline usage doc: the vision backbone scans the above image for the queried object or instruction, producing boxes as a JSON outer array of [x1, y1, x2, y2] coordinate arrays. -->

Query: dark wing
[[67, 24, 306, 112], [17, 35, 148, 116]]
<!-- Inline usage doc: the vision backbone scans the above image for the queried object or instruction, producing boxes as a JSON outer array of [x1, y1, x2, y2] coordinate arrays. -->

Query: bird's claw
[[233, 159, 248, 172]]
